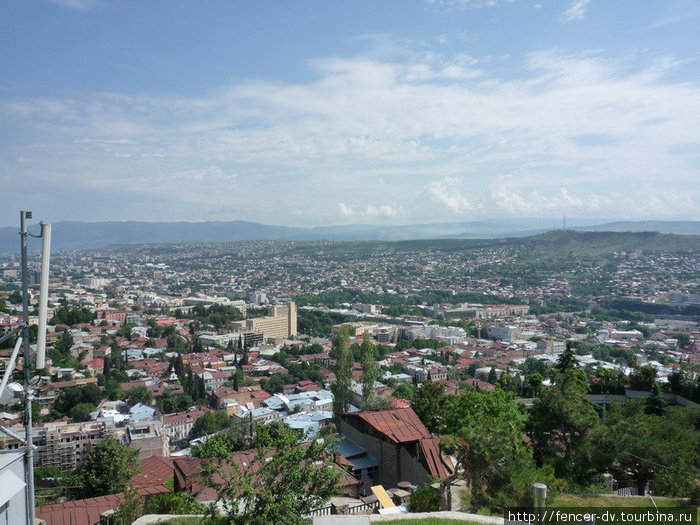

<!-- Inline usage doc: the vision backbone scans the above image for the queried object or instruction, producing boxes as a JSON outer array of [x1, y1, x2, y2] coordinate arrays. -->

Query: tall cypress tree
[[360, 334, 379, 408], [331, 328, 353, 421]]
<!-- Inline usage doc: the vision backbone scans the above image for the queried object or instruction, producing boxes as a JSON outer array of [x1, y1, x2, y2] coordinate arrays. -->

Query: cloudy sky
[[1, 0, 699, 227]]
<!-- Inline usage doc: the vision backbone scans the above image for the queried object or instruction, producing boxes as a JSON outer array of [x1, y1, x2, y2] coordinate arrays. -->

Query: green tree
[[593, 400, 700, 499], [671, 333, 691, 348], [53, 331, 74, 355], [589, 367, 626, 395], [109, 485, 142, 525], [487, 366, 497, 384], [645, 381, 667, 415], [74, 438, 139, 498], [159, 392, 193, 414], [50, 307, 94, 326], [253, 420, 301, 448], [412, 380, 446, 434], [359, 334, 379, 408], [54, 384, 102, 416], [629, 365, 656, 391], [526, 341, 600, 487], [441, 389, 551, 511], [392, 382, 416, 402], [70, 402, 96, 422], [105, 379, 125, 401], [527, 373, 543, 397], [191, 410, 232, 438], [191, 420, 254, 459], [126, 386, 153, 406], [201, 432, 341, 525], [331, 329, 353, 421]]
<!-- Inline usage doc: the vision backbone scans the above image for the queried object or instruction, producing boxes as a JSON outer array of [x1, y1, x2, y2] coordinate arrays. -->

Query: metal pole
[[532, 483, 547, 525], [20, 211, 36, 525], [36, 222, 51, 370]]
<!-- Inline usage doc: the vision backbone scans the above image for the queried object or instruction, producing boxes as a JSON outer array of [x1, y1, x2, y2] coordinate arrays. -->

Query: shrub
[[409, 484, 440, 512]]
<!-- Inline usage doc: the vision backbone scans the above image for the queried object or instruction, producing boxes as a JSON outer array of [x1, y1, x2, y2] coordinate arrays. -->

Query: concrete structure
[[0, 420, 127, 471], [183, 295, 246, 315], [249, 291, 268, 305], [404, 325, 467, 342], [332, 322, 378, 337], [536, 339, 566, 355], [240, 302, 297, 340], [488, 325, 521, 342], [127, 420, 169, 460], [444, 304, 529, 321]]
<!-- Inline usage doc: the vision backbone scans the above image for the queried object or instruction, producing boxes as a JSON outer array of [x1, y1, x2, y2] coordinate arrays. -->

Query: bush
[[409, 484, 440, 512], [143, 492, 206, 515]]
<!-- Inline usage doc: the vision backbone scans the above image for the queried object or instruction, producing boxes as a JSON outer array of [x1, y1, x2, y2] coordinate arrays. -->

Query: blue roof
[[349, 455, 378, 470], [336, 437, 366, 458], [129, 402, 156, 421]]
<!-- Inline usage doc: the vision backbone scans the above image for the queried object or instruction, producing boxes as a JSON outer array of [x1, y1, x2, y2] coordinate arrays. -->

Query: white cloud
[[2, 48, 699, 224], [338, 203, 355, 217], [425, 177, 473, 214], [338, 203, 403, 219], [561, 0, 590, 22], [489, 186, 585, 214]]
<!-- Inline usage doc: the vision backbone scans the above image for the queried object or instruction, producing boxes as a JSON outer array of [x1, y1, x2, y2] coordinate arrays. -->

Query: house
[[162, 406, 210, 444], [197, 369, 230, 391], [339, 408, 453, 488]]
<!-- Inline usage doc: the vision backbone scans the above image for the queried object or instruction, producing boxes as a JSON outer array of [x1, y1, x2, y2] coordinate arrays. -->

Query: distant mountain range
[[0, 219, 698, 254]]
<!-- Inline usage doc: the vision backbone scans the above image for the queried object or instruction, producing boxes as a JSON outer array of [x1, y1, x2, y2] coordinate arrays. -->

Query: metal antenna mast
[[19, 211, 51, 525]]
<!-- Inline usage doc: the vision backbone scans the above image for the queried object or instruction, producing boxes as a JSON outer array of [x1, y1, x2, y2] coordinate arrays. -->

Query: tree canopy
[[73, 438, 140, 498], [201, 425, 341, 525]]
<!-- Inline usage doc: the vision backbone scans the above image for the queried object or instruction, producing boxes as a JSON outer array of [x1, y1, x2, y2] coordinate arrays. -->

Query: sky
[[1, 0, 699, 228]]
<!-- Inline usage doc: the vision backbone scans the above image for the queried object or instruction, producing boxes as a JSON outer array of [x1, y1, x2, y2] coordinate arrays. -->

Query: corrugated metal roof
[[418, 436, 453, 480], [349, 454, 379, 471], [36, 493, 125, 525], [347, 408, 431, 444]]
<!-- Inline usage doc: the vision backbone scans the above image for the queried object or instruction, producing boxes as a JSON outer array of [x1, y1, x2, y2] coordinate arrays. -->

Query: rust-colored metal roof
[[418, 436, 454, 480], [36, 493, 124, 525], [132, 455, 175, 489], [347, 408, 431, 444]]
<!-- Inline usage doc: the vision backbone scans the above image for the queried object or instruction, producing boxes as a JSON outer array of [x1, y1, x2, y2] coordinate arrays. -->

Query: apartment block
[[242, 302, 297, 340]]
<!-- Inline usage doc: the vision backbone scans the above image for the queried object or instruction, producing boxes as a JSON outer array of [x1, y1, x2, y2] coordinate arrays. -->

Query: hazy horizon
[[2, 216, 699, 231]]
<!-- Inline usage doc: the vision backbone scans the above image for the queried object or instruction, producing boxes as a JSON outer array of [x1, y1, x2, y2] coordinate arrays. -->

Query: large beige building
[[242, 302, 297, 340]]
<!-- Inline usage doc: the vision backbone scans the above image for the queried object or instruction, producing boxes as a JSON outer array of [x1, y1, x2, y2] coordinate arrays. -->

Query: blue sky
[[1, 0, 699, 227]]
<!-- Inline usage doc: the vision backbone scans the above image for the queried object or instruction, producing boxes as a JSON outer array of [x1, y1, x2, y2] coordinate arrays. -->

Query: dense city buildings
[[0, 233, 698, 524]]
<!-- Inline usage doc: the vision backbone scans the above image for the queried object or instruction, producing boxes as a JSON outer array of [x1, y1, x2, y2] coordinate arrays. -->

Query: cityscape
[[1, 1, 699, 525], [0, 227, 698, 524]]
